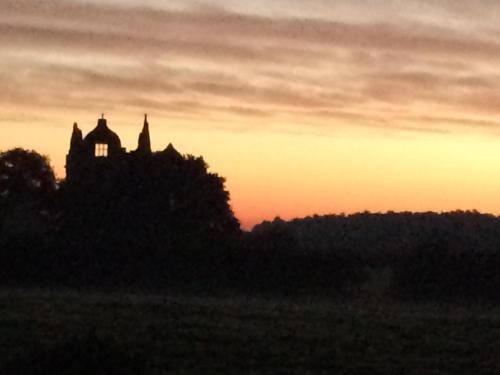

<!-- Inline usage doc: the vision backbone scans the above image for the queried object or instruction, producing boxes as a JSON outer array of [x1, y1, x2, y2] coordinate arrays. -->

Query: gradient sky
[[2, 0, 500, 228]]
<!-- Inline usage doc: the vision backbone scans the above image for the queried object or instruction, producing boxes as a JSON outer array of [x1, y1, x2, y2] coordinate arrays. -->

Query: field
[[1, 287, 500, 374]]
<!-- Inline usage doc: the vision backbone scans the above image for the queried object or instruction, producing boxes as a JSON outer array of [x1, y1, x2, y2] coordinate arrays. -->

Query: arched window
[[95, 143, 108, 157]]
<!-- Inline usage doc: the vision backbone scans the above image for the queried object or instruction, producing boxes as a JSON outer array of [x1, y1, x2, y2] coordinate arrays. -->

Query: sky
[[2, 0, 500, 228]]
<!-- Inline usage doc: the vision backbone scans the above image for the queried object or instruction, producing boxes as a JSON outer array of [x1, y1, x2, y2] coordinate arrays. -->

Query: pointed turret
[[69, 122, 83, 152], [66, 122, 84, 183], [137, 114, 152, 154]]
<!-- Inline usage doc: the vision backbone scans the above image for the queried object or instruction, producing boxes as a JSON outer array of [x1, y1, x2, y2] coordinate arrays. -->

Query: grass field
[[1, 288, 500, 374]]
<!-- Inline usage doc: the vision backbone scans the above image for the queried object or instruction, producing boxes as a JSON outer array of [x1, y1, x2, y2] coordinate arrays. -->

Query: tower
[[70, 122, 83, 151], [136, 114, 151, 154], [66, 123, 83, 182], [65, 116, 125, 184]]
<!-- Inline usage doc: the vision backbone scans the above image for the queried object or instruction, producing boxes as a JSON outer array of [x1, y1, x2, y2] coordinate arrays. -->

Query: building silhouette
[[64, 114, 238, 241], [66, 115, 180, 183]]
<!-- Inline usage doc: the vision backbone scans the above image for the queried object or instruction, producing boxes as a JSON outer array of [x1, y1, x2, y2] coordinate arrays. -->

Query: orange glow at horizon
[[3, 115, 500, 230]]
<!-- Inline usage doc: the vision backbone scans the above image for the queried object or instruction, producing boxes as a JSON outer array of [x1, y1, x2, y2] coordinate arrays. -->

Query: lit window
[[95, 143, 108, 157]]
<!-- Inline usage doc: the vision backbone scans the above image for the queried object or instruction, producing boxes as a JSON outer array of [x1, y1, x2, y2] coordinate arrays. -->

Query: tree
[[56, 147, 240, 287], [0, 149, 58, 284], [0, 148, 56, 236], [0, 148, 56, 205]]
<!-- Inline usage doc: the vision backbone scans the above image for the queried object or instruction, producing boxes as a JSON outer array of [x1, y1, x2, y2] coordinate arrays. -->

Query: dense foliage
[[254, 212, 500, 301], [241, 218, 367, 295], [0, 149, 57, 284], [0, 148, 56, 201], [0, 147, 368, 295], [0, 148, 56, 235], [0, 148, 241, 290], [4, 147, 500, 300], [392, 233, 500, 302]]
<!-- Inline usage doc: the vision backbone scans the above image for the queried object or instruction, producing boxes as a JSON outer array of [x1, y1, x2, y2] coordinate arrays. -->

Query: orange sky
[[3, 0, 500, 228]]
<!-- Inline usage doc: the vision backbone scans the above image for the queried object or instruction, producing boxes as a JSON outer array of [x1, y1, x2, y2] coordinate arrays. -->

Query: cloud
[[2, 0, 500, 135]]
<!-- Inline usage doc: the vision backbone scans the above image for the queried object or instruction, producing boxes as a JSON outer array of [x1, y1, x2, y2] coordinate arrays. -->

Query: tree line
[[2, 147, 500, 301]]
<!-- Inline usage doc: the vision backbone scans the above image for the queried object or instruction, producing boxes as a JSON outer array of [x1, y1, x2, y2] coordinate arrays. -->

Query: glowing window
[[95, 143, 108, 157]]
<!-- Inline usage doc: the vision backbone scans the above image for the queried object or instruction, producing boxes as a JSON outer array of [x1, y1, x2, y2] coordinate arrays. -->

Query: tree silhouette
[[0, 148, 56, 232], [0, 149, 57, 285], [54, 147, 241, 287], [0, 148, 56, 204]]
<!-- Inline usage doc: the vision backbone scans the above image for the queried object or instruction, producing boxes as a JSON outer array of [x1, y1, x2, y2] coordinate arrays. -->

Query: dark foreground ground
[[1, 287, 500, 374]]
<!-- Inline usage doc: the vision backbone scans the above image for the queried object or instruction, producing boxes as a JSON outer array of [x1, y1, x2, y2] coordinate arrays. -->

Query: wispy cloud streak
[[2, 0, 500, 134]]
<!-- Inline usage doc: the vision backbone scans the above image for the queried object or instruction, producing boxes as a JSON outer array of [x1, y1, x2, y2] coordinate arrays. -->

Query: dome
[[83, 117, 123, 156]]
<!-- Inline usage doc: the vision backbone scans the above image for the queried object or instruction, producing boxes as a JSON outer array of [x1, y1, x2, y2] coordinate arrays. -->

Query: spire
[[137, 114, 151, 154], [69, 122, 83, 152]]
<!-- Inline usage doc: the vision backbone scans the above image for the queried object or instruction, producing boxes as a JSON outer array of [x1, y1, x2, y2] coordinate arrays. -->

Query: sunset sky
[[2, 0, 500, 228]]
